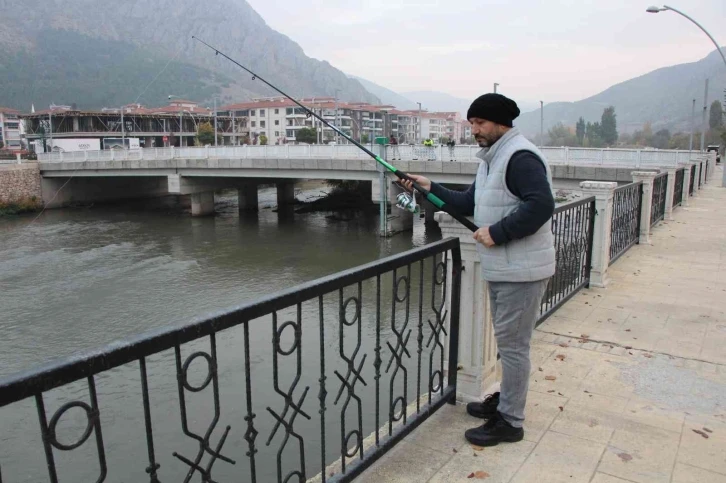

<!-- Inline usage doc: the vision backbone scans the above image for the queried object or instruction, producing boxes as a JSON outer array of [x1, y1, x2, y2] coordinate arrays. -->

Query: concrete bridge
[[36, 146, 709, 221]]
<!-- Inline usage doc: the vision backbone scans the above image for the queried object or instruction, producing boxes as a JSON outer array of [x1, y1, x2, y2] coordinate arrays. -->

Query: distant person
[[447, 138, 456, 161], [401, 93, 555, 448], [423, 138, 435, 161], [389, 134, 401, 160]]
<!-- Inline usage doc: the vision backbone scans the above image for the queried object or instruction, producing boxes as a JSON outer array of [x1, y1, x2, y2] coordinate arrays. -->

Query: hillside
[[516, 49, 726, 136], [0, 0, 379, 110]]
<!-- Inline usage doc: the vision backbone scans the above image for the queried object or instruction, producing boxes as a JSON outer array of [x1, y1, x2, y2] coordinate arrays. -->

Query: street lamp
[[493, 83, 499, 93], [646, 5, 726, 70]]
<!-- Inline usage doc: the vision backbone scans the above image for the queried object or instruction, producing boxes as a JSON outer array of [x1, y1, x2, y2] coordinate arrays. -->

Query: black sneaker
[[466, 392, 500, 419], [464, 411, 524, 447]]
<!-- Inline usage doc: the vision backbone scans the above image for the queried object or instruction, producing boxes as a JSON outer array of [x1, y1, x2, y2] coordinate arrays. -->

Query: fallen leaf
[[472, 445, 485, 451], [584, 390, 590, 393], [618, 452, 633, 462], [556, 354, 566, 361], [538, 367, 544, 372], [547, 390, 555, 393], [581, 334, 590, 339], [545, 375, 557, 381], [625, 329, 631, 332], [588, 419, 598, 428], [625, 346, 632, 349], [559, 343, 569, 348], [468, 473, 476, 479], [617, 305, 624, 309], [558, 392, 564, 396], [474, 471, 490, 479], [453, 448, 458, 453], [643, 354, 652, 358], [473, 452, 478, 457], [703, 427, 713, 433], [629, 352, 634, 355], [693, 429, 709, 439], [558, 406, 564, 411]]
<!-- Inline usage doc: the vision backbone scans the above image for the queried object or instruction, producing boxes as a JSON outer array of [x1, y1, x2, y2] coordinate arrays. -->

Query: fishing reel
[[395, 191, 419, 214]]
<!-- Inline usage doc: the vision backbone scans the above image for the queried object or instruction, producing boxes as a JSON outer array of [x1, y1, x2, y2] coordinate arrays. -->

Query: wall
[[0, 163, 42, 204]]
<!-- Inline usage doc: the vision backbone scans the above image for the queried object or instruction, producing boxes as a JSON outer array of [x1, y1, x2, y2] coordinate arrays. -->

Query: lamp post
[[211, 94, 220, 146], [417, 102, 422, 143], [493, 83, 499, 93], [646, 5, 726, 71], [540, 100, 544, 147]]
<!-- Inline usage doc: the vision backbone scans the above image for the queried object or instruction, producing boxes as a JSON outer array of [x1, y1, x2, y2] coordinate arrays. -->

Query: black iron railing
[[689, 166, 696, 195], [538, 197, 596, 324], [704, 160, 709, 182], [650, 172, 667, 227], [609, 182, 642, 265], [673, 168, 685, 207], [0, 239, 462, 483], [699, 162, 704, 187]]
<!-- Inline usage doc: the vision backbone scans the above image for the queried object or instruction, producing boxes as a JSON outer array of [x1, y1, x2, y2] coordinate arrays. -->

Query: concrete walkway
[[356, 166, 726, 483]]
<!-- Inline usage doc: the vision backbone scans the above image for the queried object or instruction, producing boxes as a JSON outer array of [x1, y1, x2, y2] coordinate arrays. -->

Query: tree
[[652, 129, 671, 149], [295, 127, 317, 144], [259, 135, 268, 146], [196, 122, 215, 145], [631, 122, 653, 147], [361, 134, 369, 144], [600, 106, 618, 146], [709, 100, 723, 129], [575, 117, 586, 146], [547, 122, 578, 147], [0, 141, 4, 149], [585, 122, 604, 147]]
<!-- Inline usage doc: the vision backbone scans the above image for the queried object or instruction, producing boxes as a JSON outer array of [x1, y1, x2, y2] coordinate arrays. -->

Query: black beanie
[[467, 93, 520, 127]]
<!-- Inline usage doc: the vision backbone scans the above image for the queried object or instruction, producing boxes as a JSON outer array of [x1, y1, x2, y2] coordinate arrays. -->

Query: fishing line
[[192, 36, 479, 233]]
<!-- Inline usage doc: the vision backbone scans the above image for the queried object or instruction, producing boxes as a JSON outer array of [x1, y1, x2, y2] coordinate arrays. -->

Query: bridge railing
[[0, 238, 462, 483], [37, 145, 701, 168]]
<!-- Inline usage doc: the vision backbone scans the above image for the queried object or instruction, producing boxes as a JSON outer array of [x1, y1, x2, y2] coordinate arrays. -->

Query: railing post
[[636, 149, 641, 168], [286, 144, 290, 159], [690, 161, 700, 195], [170, 146, 175, 159], [630, 171, 657, 244], [84, 151, 89, 161], [682, 163, 693, 205], [434, 212, 497, 402], [579, 181, 618, 287], [664, 167, 677, 221], [564, 146, 569, 165]]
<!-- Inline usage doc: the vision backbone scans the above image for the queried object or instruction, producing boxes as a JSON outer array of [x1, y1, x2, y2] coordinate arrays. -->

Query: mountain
[[515, 48, 726, 137], [0, 0, 378, 111], [348, 76, 418, 110]]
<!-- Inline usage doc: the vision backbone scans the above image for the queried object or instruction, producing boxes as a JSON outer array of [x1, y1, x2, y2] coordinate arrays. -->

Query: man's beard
[[475, 133, 499, 147]]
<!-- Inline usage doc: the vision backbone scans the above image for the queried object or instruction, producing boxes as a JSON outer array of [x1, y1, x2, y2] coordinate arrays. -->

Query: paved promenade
[[356, 165, 726, 483]]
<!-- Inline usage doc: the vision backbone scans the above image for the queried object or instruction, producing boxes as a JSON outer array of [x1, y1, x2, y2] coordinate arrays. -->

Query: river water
[[0, 183, 446, 482]]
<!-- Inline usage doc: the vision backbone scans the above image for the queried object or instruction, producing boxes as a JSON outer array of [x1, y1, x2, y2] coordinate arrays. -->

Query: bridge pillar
[[580, 181, 617, 288], [631, 171, 657, 245], [276, 182, 295, 207], [238, 184, 259, 213], [664, 168, 678, 221], [423, 198, 437, 224], [191, 191, 215, 216], [436, 211, 497, 402]]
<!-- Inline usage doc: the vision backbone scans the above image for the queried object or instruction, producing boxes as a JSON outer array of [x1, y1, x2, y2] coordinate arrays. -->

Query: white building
[[0, 107, 23, 151]]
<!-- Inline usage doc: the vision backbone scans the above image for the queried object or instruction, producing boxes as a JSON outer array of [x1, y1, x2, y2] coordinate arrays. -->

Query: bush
[[0, 196, 43, 215]]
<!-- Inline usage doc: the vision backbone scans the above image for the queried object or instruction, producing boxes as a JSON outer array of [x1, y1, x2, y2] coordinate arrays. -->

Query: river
[[0, 183, 445, 482]]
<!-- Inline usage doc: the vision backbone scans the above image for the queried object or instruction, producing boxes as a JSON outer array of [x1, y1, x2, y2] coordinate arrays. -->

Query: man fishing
[[402, 93, 555, 447]]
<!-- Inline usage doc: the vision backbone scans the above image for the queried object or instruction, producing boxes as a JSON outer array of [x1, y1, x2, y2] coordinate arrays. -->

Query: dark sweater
[[429, 150, 555, 245]]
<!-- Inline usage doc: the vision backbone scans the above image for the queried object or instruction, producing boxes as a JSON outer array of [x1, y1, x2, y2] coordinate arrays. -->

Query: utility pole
[[493, 83, 499, 93], [539, 100, 544, 147], [121, 107, 125, 145], [214, 96, 218, 146], [689, 98, 696, 153], [417, 102, 422, 143], [334, 89, 340, 144], [48, 110, 53, 152], [179, 110, 183, 147], [700, 78, 709, 152]]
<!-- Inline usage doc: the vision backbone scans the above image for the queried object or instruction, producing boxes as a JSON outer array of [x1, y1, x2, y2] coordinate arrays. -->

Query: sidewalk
[[356, 166, 726, 483]]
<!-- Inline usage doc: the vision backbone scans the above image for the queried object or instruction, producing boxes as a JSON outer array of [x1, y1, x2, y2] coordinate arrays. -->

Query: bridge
[[36, 146, 708, 223], [0, 157, 720, 483]]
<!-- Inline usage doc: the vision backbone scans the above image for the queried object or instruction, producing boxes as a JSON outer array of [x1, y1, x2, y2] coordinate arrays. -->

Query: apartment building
[[0, 107, 23, 151]]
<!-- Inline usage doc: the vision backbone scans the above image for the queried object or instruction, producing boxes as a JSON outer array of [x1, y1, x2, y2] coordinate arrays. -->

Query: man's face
[[470, 117, 508, 147]]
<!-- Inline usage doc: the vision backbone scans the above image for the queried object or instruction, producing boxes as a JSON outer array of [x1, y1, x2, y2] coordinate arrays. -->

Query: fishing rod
[[192, 36, 479, 233]]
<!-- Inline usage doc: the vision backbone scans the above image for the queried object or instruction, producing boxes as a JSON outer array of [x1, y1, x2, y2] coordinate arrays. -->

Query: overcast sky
[[246, 0, 725, 106]]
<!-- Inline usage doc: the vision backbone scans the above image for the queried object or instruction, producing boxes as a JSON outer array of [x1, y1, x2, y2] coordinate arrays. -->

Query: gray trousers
[[488, 279, 549, 428]]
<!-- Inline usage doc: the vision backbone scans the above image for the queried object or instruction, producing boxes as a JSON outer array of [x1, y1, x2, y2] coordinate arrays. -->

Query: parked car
[[706, 145, 721, 164]]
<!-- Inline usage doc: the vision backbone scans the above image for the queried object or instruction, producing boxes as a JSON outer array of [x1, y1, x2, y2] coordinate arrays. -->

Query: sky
[[245, 0, 726, 106]]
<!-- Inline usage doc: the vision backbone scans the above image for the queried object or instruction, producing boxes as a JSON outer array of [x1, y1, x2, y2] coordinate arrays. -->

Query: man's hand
[[400, 174, 431, 193], [473, 226, 496, 247]]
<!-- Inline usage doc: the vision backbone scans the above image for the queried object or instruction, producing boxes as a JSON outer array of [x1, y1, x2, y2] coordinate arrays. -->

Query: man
[[402, 93, 555, 447], [447, 138, 456, 161], [390, 134, 401, 160], [423, 137, 435, 160]]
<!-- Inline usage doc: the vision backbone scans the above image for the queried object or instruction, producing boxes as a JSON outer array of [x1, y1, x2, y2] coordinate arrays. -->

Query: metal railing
[[673, 168, 685, 207], [609, 182, 643, 265], [689, 166, 696, 195], [37, 145, 697, 168], [699, 161, 704, 188], [650, 172, 668, 227], [539, 197, 596, 324], [0, 239, 462, 483]]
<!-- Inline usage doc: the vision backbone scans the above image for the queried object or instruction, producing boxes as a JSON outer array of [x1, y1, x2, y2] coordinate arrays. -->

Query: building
[[22, 101, 249, 151], [0, 107, 23, 151]]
